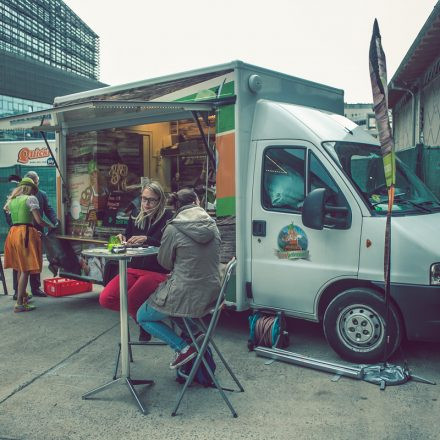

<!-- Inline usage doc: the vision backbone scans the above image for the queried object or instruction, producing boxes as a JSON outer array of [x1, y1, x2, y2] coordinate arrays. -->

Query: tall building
[[0, 0, 106, 140], [344, 103, 378, 137], [0, 0, 106, 249]]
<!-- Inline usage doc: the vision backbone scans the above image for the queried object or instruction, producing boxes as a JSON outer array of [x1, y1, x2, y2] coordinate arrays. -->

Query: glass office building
[[0, 0, 106, 139], [0, 1, 107, 248], [0, 95, 50, 116], [0, 0, 99, 80], [0, 0, 105, 110]]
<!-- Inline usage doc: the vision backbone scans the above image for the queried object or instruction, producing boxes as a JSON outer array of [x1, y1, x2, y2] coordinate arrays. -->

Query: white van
[[248, 100, 440, 363], [1, 61, 439, 363]]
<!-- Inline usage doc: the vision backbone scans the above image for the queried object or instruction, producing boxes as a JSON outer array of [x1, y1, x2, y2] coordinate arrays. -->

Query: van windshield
[[323, 141, 440, 215]]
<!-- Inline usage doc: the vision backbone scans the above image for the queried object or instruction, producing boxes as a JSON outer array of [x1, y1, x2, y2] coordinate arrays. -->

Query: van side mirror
[[302, 188, 326, 230], [302, 188, 351, 230]]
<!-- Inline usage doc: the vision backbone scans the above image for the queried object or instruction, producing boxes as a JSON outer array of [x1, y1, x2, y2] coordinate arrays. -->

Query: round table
[[81, 246, 159, 414]]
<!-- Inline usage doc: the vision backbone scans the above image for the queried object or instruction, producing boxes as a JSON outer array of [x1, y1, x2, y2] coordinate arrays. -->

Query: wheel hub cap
[[338, 306, 383, 350]]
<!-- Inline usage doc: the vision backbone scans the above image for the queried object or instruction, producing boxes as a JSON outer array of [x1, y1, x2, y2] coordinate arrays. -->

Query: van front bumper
[[372, 282, 440, 341]]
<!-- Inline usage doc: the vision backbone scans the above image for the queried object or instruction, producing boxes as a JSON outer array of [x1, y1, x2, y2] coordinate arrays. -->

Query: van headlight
[[431, 263, 440, 285]]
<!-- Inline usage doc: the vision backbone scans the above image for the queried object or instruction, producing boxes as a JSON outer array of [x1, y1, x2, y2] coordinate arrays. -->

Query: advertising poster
[[67, 172, 94, 237], [0, 140, 56, 167]]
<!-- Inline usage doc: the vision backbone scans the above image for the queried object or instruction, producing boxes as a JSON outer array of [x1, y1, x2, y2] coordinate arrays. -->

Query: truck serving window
[[262, 147, 305, 212], [323, 141, 440, 214]]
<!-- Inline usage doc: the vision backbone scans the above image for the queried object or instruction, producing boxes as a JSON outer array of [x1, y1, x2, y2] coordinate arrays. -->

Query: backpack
[[247, 312, 289, 351], [176, 345, 217, 387]]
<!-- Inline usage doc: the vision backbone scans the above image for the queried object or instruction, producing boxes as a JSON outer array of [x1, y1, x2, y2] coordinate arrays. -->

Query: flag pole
[[362, 19, 433, 388]]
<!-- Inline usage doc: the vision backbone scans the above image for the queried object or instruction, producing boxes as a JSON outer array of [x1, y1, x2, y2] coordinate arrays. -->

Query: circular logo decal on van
[[276, 223, 309, 260]]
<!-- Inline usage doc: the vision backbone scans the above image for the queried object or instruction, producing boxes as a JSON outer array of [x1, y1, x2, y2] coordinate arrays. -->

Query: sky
[[63, 0, 438, 103]]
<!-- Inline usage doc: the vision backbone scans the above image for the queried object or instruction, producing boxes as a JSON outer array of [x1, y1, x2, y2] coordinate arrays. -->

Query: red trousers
[[99, 268, 167, 321]]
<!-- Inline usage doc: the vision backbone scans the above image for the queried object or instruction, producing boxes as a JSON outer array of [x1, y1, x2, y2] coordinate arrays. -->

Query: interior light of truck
[[430, 263, 440, 285]]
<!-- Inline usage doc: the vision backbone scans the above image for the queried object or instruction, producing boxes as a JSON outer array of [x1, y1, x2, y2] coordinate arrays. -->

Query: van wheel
[[323, 288, 402, 364]]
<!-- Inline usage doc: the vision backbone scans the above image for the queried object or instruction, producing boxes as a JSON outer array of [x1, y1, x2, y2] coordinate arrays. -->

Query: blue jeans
[[136, 302, 199, 352]]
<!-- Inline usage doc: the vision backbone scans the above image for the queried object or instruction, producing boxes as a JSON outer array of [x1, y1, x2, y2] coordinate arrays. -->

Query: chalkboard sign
[[102, 190, 138, 227], [103, 191, 124, 226]]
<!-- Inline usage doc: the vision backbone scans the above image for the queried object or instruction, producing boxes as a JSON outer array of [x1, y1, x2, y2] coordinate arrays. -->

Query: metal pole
[[191, 111, 216, 167], [119, 258, 129, 378], [255, 346, 363, 379], [39, 129, 68, 189], [205, 124, 210, 210]]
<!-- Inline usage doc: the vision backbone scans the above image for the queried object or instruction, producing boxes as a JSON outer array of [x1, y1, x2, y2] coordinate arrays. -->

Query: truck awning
[[0, 98, 235, 134]]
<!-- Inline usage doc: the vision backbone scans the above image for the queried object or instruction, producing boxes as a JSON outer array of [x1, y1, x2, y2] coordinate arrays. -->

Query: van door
[[251, 140, 362, 318]]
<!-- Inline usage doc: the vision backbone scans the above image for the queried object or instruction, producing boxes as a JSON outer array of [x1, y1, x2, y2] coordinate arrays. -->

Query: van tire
[[323, 288, 402, 364]]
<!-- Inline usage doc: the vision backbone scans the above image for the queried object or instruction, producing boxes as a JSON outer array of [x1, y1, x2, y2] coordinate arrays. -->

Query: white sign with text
[[0, 140, 57, 166]]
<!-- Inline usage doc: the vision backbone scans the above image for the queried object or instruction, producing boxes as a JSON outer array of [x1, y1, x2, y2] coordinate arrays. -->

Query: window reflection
[[0, 94, 54, 141], [262, 147, 306, 212]]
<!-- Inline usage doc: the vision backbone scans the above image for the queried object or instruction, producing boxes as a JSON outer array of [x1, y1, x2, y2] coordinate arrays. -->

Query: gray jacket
[[147, 205, 221, 318]]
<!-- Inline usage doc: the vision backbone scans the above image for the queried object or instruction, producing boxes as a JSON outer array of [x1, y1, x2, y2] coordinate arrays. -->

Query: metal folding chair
[[172, 258, 244, 417]]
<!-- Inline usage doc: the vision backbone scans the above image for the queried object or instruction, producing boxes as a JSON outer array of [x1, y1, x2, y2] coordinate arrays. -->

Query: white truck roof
[[252, 100, 379, 145]]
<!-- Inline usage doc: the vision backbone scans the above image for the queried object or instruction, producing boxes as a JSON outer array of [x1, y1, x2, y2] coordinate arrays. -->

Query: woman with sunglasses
[[99, 181, 174, 340]]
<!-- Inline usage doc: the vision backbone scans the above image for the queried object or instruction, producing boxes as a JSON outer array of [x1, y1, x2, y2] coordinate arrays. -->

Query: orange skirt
[[4, 225, 42, 273]]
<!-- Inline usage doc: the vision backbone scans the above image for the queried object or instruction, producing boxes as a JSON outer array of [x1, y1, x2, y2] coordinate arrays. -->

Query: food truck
[[1, 61, 439, 363]]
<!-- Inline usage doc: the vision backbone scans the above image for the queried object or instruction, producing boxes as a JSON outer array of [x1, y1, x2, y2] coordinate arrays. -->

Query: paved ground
[[1, 262, 439, 440]]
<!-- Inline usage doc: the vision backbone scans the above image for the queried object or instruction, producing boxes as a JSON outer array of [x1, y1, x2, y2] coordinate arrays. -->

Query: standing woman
[[4, 177, 52, 312], [99, 181, 174, 339], [137, 188, 221, 369]]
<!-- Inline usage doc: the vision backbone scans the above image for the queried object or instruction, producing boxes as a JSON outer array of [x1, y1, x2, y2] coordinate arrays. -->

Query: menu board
[[102, 190, 139, 227]]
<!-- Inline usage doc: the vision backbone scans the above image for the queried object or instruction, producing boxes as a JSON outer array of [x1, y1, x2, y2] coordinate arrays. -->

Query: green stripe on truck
[[217, 196, 235, 217]]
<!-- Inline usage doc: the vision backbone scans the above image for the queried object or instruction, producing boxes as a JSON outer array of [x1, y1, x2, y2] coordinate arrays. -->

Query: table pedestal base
[[82, 377, 154, 414]]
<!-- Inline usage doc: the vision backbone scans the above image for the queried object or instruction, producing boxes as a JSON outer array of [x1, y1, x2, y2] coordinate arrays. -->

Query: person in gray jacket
[[137, 188, 221, 369]]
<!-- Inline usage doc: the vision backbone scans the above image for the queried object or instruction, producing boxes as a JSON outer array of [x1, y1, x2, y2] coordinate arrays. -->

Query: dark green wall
[[0, 50, 106, 104]]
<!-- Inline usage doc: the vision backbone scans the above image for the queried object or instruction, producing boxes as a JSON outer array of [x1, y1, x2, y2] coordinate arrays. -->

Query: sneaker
[[14, 303, 36, 313], [169, 345, 197, 370], [32, 289, 47, 297]]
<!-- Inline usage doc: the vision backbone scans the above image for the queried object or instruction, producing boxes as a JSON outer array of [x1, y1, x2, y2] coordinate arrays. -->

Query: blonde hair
[[4, 185, 35, 211], [134, 181, 166, 228]]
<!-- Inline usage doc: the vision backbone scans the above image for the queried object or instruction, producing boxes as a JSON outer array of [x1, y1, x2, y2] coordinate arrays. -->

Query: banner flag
[[369, 19, 396, 361], [369, 18, 396, 189]]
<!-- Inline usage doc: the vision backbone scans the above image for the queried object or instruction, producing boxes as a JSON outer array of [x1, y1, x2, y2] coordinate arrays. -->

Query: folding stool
[[172, 258, 244, 417]]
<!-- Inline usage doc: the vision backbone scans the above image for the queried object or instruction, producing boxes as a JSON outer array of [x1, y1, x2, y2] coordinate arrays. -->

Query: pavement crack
[[0, 323, 118, 406]]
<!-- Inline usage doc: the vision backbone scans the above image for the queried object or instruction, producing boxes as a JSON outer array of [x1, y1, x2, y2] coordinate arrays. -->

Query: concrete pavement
[[1, 263, 439, 440]]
